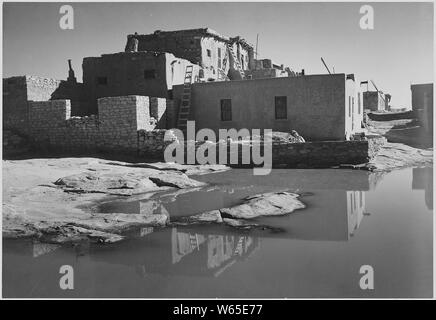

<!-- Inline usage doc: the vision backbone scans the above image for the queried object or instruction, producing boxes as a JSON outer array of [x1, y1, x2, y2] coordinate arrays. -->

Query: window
[[207, 49, 211, 57], [241, 55, 244, 68], [218, 48, 222, 69], [96, 76, 107, 85], [275, 96, 287, 119], [220, 99, 232, 121], [144, 69, 156, 79], [349, 97, 351, 117]]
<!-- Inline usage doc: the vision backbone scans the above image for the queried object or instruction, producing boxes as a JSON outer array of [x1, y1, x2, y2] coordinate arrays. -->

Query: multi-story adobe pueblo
[[3, 27, 375, 164]]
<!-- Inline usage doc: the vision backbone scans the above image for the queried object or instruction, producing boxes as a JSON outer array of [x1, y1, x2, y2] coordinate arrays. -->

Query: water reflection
[[3, 167, 432, 298], [171, 228, 260, 277], [412, 166, 433, 210], [127, 182, 369, 241]]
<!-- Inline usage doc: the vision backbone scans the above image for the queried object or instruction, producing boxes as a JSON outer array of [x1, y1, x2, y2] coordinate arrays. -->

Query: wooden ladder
[[227, 43, 245, 79], [218, 49, 229, 81], [189, 233, 199, 251], [177, 65, 194, 131], [233, 236, 244, 256]]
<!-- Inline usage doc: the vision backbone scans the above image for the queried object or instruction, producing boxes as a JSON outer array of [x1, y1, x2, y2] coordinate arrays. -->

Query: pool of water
[[2, 167, 433, 298]]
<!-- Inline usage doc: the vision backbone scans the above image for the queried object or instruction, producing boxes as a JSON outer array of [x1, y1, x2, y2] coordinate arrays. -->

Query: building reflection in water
[[13, 169, 379, 278], [412, 166, 433, 210], [347, 191, 365, 237], [171, 228, 260, 277]]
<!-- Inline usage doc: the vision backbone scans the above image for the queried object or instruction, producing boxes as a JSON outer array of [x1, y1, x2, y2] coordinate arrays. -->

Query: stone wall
[[138, 129, 176, 159], [20, 96, 171, 155], [7, 93, 385, 167], [3, 75, 93, 131], [98, 96, 149, 152], [270, 136, 386, 168], [137, 133, 386, 167]]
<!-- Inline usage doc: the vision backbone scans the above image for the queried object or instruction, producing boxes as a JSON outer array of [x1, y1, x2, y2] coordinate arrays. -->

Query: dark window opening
[[168, 90, 174, 100], [144, 69, 156, 79], [220, 99, 232, 121], [96, 76, 108, 85], [275, 96, 287, 119], [207, 49, 211, 57]]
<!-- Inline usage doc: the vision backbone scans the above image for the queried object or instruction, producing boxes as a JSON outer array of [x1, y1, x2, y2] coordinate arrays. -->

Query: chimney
[[67, 59, 77, 83]]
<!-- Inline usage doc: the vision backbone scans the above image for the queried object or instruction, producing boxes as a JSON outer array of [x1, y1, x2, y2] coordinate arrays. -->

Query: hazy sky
[[2, 2, 433, 107]]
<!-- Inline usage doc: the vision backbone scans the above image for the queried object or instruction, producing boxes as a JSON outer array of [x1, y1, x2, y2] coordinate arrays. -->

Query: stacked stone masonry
[[8, 94, 385, 167], [137, 133, 386, 167], [21, 96, 172, 154]]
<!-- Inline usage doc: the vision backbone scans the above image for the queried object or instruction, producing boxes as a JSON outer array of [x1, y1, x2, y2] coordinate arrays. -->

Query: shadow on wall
[[50, 81, 94, 116]]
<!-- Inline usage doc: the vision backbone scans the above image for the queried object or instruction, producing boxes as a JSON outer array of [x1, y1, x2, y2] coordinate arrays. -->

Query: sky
[[2, 1, 434, 108]]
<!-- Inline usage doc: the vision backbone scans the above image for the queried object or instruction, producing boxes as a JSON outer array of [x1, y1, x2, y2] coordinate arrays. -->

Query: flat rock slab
[[366, 142, 433, 171], [149, 172, 205, 189], [220, 191, 305, 219], [104, 161, 229, 176], [3, 157, 208, 243], [3, 206, 168, 244], [172, 191, 305, 226], [54, 170, 203, 194]]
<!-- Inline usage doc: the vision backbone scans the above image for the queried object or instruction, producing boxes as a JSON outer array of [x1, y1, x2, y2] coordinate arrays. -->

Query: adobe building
[[82, 51, 200, 114], [3, 27, 366, 146], [411, 83, 433, 135], [126, 28, 255, 81], [3, 66, 91, 131], [173, 73, 364, 141], [362, 90, 386, 112]]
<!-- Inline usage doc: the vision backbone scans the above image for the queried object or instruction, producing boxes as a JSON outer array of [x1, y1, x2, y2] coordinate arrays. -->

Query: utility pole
[[255, 33, 259, 70], [321, 57, 332, 74]]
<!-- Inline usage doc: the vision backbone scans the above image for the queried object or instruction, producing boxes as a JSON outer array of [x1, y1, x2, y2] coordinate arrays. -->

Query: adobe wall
[[134, 31, 205, 66], [3, 76, 28, 129], [50, 81, 92, 116], [82, 52, 199, 112], [173, 74, 352, 141], [363, 91, 384, 111], [411, 83, 433, 111], [7, 93, 385, 167], [411, 83, 433, 134], [130, 30, 250, 81], [3, 75, 93, 131], [345, 77, 364, 139]]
